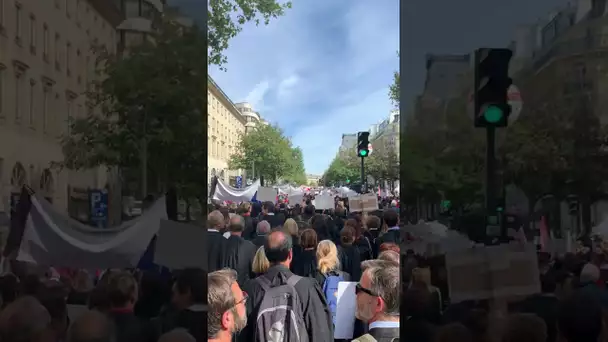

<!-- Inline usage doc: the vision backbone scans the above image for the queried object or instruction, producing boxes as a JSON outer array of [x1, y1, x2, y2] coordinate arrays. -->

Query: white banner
[[213, 179, 260, 202], [16, 195, 167, 269]]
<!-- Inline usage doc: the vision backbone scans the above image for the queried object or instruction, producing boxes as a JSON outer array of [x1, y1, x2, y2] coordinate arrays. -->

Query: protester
[[253, 220, 271, 247], [291, 228, 318, 278], [224, 215, 257, 286], [239, 230, 333, 342], [67, 309, 116, 342], [339, 226, 362, 281], [353, 264, 400, 342], [252, 246, 270, 276], [208, 211, 229, 272], [208, 269, 247, 342], [0, 296, 51, 342]]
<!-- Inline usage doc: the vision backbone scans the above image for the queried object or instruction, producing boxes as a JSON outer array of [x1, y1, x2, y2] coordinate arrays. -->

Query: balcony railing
[[527, 34, 608, 71]]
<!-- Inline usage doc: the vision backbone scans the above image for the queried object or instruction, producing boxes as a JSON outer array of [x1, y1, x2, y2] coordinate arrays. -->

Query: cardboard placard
[[446, 243, 540, 303], [314, 195, 334, 210], [347, 194, 378, 212]]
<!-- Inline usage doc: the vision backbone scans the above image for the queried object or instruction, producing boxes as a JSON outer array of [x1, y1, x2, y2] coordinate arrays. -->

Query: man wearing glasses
[[208, 269, 248, 342], [353, 264, 400, 342]]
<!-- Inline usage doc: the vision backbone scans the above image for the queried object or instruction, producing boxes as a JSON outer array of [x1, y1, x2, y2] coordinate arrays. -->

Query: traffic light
[[473, 48, 513, 127], [357, 131, 370, 157]]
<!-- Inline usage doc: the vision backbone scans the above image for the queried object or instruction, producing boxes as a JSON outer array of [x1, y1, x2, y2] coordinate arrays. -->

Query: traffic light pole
[[486, 126, 500, 238], [360, 156, 366, 193]]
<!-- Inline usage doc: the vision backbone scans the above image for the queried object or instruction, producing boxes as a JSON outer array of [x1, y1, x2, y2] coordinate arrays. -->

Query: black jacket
[[291, 249, 317, 278], [238, 264, 333, 342], [368, 326, 400, 342], [224, 235, 257, 286], [338, 244, 362, 282], [259, 213, 286, 228], [252, 234, 267, 248], [208, 230, 228, 272]]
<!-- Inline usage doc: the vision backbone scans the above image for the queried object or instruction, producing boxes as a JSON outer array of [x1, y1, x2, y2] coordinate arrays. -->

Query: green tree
[[208, 0, 292, 69], [228, 124, 294, 184], [322, 153, 359, 187], [59, 21, 206, 199], [389, 51, 399, 107], [283, 147, 307, 185]]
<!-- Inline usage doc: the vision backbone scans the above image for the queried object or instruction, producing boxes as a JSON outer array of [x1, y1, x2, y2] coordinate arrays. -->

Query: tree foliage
[[208, 0, 292, 69], [59, 21, 206, 198], [322, 152, 360, 187], [389, 51, 400, 107], [228, 124, 304, 184]]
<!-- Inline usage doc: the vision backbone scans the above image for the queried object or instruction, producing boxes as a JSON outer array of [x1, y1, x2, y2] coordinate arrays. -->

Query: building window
[[54, 34, 60, 70], [14, 72, 22, 123], [29, 15, 35, 53], [28, 80, 34, 127], [42, 87, 48, 132], [15, 2, 21, 43], [66, 42, 71, 75], [66, 98, 72, 135], [0, 0, 5, 28], [43, 24, 48, 60]]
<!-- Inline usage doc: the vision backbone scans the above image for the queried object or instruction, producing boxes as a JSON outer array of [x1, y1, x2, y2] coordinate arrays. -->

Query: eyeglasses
[[234, 291, 248, 307], [356, 283, 379, 297]]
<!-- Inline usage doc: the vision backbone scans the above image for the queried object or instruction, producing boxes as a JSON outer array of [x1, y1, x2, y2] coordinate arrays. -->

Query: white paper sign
[[154, 220, 206, 269], [334, 282, 357, 339], [257, 187, 277, 202], [289, 194, 304, 206], [315, 195, 334, 210]]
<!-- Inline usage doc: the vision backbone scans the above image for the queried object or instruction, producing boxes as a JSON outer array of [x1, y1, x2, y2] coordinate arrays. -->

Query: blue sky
[[208, 0, 399, 175]]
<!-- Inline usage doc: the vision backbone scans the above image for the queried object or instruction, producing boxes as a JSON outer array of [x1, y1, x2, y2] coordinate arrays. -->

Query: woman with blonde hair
[[252, 246, 270, 276], [315, 240, 350, 327]]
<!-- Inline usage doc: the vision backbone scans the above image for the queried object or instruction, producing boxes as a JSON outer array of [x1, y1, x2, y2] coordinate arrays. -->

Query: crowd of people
[[207, 197, 401, 342]]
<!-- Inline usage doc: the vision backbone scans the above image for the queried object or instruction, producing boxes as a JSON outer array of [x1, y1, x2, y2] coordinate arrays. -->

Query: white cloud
[[208, 0, 399, 175], [245, 80, 270, 110]]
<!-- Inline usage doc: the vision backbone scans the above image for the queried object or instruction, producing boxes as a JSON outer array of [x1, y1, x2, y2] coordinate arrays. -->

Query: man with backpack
[[238, 230, 333, 342]]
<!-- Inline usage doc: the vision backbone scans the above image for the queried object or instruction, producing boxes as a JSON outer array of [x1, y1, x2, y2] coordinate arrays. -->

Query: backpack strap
[[256, 275, 272, 291], [286, 274, 303, 287], [352, 334, 377, 342]]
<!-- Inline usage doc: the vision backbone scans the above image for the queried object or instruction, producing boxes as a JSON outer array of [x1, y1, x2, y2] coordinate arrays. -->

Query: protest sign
[[289, 194, 304, 206], [154, 220, 206, 269], [446, 243, 540, 302], [334, 282, 357, 339], [315, 195, 334, 210], [257, 187, 277, 202], [347, 194, 378, 212]]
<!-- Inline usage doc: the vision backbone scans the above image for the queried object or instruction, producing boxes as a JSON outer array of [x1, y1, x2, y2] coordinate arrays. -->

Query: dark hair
[[304, 204, 315, 215], [37, 283, 68, 323], [540, 272, 557, 293], [380, 242, 400, 254], [366, 215, 381, 230], [300, 229, 318, 249], [175, 268, 207, 304], [263, 201, 275, 213], [558, 291, 602, 342], [264, 231, 293, 263], [383, 209, 399, 227], [340, 226, 355, 245], [0, 275, 19, 307]]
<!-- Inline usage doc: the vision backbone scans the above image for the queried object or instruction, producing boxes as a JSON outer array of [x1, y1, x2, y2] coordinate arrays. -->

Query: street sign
[[235, 176, 243, 188], [90, 189, 108, 228]]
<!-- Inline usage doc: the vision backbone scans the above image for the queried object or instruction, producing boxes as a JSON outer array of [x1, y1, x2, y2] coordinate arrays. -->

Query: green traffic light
[[483, 106, 504, 123], [359, 150, 368, 157]]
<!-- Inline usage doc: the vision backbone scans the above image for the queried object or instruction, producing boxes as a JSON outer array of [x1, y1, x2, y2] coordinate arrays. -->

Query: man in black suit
[[352, 264, 400, 342], [207, 210, 228, 273], [224, 215, 257, 286], [259, 202, 285, 228]]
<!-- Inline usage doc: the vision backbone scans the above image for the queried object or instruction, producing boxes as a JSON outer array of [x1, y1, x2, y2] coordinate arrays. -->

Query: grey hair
[[361, 259, 397, 272], [365, 265, 400, 316], [256, 220, 271, 234], [208, 269, 238, 339], [207, 210, 224, 229]]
